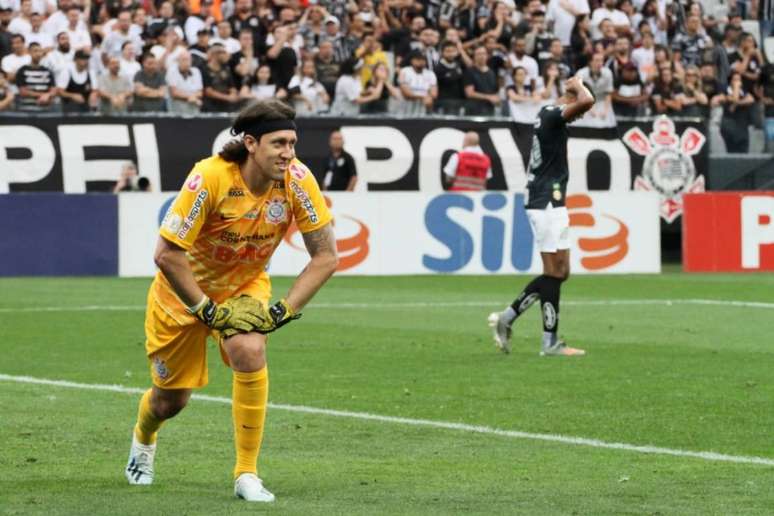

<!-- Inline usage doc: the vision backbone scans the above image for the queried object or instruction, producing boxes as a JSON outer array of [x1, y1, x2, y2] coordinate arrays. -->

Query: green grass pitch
[[1, 271, 774, 515]]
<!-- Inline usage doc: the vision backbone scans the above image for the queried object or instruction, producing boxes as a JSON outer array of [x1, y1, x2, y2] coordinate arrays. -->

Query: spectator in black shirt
[[228, 28, 259, 88], [700, 62, 723, 108], [651, 65, 683, 114], [0, 7, 12, 59], [758, 62, 774, 150], [360, 62, 400, 114], [671, 14, 709, 67], [266, 23, 299, 90], [570, 13, 593, 71], [190, 28, 211, 71], [434, 40, 466, 115], [611, 61, 647, 116], [464, 45, 499, 116], [202, 43, 240, 112], [721, 71, 755, 152], [324, 130, 358, 191], [730, 32, 763, 95], [680, 64, 709, 117], [59, 49, 96, 113], [228, 0, 266, 55], [546, 38, 571, 78], [15, 42, 57, 111]]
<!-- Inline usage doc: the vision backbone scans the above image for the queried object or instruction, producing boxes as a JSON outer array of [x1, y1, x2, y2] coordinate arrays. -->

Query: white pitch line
[[0, 298, 773, 313], [1, 373, 773, 467]]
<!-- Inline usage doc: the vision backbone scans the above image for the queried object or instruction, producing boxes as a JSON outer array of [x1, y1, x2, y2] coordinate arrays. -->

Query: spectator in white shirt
[[239, 64, 288, 102], [632, 29, 655, 82], [102, 9, 143, 57], [64, 5, 89, 50], [42, 30, 72, 81], [507, 65, 541, 123], [508, 36, 539, 85], [547, 0, 590, 46], [399, 50, 438, 115], [1, 33, 30, 82], [184, 0, 215, 45], [210, 20, 240, 55], [25, 12, 53, 50], [119, 41, 141, 81], [7, 0, 32, 35], [42, 0, 85, 37], [576, 52, 616, 126], [287, 58, 330, 114], [150, 25, 186, 70], [329, 57, 371, 115], [166, 50, 202, 114], [591, 0, 630, 39]]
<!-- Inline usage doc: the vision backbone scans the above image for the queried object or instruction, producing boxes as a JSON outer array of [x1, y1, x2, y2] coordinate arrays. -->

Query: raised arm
[[561, 75, 595, 121]]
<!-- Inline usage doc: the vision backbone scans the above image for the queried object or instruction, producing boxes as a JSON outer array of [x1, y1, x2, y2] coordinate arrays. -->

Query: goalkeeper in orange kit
[[124, 99, 338, 502]]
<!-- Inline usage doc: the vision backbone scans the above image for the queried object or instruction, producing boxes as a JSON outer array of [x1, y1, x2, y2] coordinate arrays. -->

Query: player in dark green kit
[[489, 75, 594, 356]]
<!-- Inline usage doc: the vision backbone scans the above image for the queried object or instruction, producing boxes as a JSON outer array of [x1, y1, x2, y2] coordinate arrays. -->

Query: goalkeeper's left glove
[[267, 298, 302, 332], [221, 298, 301, 338]]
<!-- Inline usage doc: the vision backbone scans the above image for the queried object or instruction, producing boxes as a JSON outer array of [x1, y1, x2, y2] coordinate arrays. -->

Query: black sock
[[509, 275, 545, 319], [540, 276, 561, 334]]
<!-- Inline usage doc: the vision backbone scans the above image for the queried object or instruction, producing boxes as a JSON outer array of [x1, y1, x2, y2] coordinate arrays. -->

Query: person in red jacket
[[443, 131, 492, 191]]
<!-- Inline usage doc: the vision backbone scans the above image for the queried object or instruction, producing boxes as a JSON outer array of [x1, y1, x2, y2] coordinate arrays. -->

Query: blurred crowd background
[[0, 0, 772, 151]]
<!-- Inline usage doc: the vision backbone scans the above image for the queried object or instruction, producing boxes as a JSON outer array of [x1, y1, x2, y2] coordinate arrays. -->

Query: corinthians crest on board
[[623, 117, 706, 223]]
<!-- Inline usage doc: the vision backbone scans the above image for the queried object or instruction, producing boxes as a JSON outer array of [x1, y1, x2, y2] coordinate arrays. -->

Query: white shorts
[[526, 205, 570, 253]]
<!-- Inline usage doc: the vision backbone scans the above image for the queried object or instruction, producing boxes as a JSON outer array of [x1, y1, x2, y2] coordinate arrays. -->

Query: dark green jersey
[[525, 105, 568, 210]]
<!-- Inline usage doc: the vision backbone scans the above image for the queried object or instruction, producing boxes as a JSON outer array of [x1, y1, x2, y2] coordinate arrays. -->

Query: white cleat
[[125, 433, 156, 485], [540, 341, 586, 357], [488, 312, 512, 354], [234, 473, 275, 502]]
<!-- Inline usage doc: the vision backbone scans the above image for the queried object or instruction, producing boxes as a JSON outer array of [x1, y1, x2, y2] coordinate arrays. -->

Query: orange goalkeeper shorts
[[143, 274, 272, 389]]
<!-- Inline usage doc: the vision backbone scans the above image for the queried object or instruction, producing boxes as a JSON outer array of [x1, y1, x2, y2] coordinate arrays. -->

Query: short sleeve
[[159, 168, 216, 250], [286, 161, 333, 233], [545, 106, 566, 128]]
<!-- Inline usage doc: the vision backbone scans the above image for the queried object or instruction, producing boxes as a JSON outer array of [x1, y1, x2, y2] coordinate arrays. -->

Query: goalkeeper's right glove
[[188, 295, 268, 333]]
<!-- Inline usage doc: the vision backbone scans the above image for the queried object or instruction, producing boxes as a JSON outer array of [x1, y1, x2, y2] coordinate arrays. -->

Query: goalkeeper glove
[[267, 298, 302, 332], [188, 295, 269, 334]]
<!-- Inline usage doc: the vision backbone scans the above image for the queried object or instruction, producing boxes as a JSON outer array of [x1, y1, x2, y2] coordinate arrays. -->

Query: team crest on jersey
[[161, 211, 182, 233], [290, 163, 308, 180], [153, 357, 169, 380], [186, 173, 202, 192], [265, 198, 287, 225], [623, 117, 705, 223]]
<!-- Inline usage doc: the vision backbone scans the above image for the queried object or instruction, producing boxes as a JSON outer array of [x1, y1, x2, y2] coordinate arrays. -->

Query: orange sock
[[232, 368, 269, 478], [134, 389, 163, 445]]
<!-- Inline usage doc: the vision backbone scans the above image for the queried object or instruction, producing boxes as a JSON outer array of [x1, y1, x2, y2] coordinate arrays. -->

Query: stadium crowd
[[0, 0, 773, 150]]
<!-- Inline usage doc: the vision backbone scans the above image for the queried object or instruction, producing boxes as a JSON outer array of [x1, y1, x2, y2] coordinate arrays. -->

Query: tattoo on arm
[[302, 223, 337, 258]]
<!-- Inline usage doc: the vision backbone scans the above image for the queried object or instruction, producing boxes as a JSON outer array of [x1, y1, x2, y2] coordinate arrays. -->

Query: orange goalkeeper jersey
[[151, 154, 332, 317]]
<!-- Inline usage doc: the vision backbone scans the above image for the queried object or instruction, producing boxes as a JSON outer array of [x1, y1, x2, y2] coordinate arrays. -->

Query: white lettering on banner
[[59, 125, 130, 193], [741, 196, 774, 269], [0, 126, 56, 193], [132, 124, 162, 194], [488, 128, 528, 191], [567, 138, 631, 193], [417, 128, 465, 192], [340, 126, 413, 192]]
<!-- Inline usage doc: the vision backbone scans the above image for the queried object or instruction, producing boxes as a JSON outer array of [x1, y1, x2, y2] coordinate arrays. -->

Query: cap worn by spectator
[[324, 15, 340, 27], [75, 49, 90, 60]]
